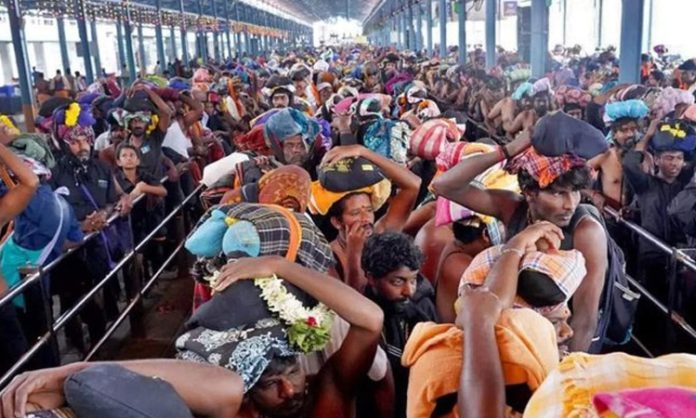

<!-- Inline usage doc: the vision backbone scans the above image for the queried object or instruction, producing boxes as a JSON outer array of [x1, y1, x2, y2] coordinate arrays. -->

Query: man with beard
[[263, 108, 323, 172], [678, 59, 696, 96], [49, 103, 132, 354], [587, 99, 650, 209], [361, 232, 438, 418], [320, 144, 421, 293], [0, 256, 384, 418], [264, 75, 296, 109], [122, 83, 172, 179], [433, 125, 609, 353]]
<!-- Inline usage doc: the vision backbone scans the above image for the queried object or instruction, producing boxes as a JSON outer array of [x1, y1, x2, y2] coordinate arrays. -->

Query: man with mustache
[[320, 144, 421, 293], [49, 103, 132, 353], [361, 232, 438, 418], [433, 125, 609, 353]]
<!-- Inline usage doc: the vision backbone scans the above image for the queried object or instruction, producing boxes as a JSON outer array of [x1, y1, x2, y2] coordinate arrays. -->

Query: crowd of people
[[1, 42, 696, 417]]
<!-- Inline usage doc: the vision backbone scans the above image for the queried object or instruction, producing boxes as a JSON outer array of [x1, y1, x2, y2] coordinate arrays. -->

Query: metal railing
[[0, 180, 203, 387], [464, 111, 696, 353]]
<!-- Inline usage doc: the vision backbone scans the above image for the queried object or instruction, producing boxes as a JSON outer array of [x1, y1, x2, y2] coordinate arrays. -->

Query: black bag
[[585, 206, 641, 352]]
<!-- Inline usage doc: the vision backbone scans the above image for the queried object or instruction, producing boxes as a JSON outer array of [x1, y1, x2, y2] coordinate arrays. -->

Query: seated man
[[433, 125, 608, 352], [0, 256, 384, 418], [361, 231, 438, 418], [316, 144, 420, 292]]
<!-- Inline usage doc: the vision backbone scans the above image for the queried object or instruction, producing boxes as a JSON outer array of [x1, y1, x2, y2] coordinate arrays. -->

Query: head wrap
[[0, 114, 19, 136], [432, 142, 519, 245], [401, 309, 559, 418], [459, 245, 586, 312], [507, 147, 586, 189], [654, 87, 695, 119], [512, 82, 534, 100], [405, 83, 427, 104], [258, 165, 312, 213], [554, 86, 591, 110], [532, 77, 554, 96], [531, 112, 608, 160], [51, 102, 96, 146], [603, 99, 649, 124], [263, 108, 320, 161], [177, 318, 296, 392], [409, 118, 461, 160], [362, 119, 411, 165], [524, 352, 696, 418], [233, 125, 272, 156], [415, 100, 441, 120], [357, 97, 383, 121], [650, 121, 696, 154]]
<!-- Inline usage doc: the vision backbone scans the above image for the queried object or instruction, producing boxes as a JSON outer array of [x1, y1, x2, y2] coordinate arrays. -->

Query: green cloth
[[9, 133, 56, 169]]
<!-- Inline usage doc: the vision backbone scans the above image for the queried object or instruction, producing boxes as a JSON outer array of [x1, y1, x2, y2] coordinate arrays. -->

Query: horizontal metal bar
[[624, 273, 696, 340], [85, 240, 186, 360], [0, 185, 202, 388], [0, 177, 167, 309]]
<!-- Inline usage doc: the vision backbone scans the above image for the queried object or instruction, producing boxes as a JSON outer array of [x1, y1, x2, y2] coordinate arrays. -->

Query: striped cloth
[[221, 203, 334, 273], [459, 245, 586, 312], [432, 142, 519, 232], [409, 119, 461, 160], [506, 147, 586, 189], [524, 352, 696, 418]]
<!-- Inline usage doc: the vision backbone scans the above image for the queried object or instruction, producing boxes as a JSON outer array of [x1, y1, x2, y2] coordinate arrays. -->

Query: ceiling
[[262, 0, 382, 23]]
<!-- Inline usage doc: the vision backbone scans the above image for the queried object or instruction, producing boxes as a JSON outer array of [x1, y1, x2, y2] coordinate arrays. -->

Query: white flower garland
[[254, 275, 334, 329]]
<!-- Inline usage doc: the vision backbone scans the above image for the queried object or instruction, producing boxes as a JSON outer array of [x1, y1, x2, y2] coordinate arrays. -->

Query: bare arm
[[179, 92, 204, 128], [0, 360, 243, 418], [0, 143, 39, 226], [142, 87, 172, 133], [214, 256, 383, 393], [321, 145, 421, 233], [456, 289, 505, 418], [431, 134, 530, 223], [568, 217, 607, 352]]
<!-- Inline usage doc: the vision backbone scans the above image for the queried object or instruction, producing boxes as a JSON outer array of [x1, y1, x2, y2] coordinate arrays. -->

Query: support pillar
[[562, 0, 567, 46], [123, 10, 137, 84], [618, 0, 644, 83], [212, 0, 221, 62], [530, 0, 549, 78], [485, 0, 496, 69], [597, 0, 603, 48], [415, 2, 422, 53], [56, 14, 71, 74], [137, 22, 146, 74], [407, 2, 415, 51], [426, 0, 433, 55], [223, 0, 232, 60], [89, 19, 102, 78], [458, 0, 466, 63], [76, 0, 94, 84], [179, 0, 189, 66], [116, 18, 127, 74], [155, 0, 166, 74], [170, 26, 178, 62], [438, 0, 446, 58], [397, 12, 403, 49], [5, 0, 35, 131]]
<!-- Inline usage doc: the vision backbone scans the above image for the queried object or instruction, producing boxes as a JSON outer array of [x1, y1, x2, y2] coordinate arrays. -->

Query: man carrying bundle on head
[[433, 112, 611, 353]]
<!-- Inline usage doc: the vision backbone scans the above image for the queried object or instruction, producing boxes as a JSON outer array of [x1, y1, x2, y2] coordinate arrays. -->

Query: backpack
[[584, 205, 641, 352]]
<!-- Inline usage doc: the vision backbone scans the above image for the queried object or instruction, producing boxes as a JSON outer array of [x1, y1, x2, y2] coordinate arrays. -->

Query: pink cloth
[[593, 387, 696, 417]]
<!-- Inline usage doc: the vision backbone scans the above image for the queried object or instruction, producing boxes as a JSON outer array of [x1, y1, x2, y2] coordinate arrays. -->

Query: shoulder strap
[[268, 204, 302, 263]]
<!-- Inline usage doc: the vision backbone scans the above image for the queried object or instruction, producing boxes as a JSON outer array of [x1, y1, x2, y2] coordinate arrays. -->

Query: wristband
[[496, 146, 506, 162], [501, 144, 512, 160], [501, 246, 525, 257]]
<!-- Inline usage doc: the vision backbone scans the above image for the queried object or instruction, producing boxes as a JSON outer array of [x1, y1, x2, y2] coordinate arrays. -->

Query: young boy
[[114, 143, 167, 285]]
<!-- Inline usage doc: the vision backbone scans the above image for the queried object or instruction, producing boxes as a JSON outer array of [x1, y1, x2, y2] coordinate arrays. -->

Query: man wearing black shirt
[[49, 105, 132, 353]]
